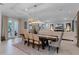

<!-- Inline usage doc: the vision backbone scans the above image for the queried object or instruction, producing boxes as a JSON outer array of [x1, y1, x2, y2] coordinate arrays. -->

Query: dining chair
[[21, 29, 29, 45], [33, 34, 42, 51], [62, 32, 76, 41], [48, 32, 64, 53], [28, 33, 34, 47]]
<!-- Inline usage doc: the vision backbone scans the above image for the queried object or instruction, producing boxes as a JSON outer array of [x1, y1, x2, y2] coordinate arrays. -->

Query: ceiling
[[0, 3, 79, 23]]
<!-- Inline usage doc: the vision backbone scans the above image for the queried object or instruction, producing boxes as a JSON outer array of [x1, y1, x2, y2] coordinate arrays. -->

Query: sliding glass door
[[8, 18, 18, 39]]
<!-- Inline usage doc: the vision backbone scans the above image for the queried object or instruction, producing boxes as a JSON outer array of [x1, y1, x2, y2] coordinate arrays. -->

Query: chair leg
[[32, 43, 35, 48], [32, 40, 35, 48], [24, 41, 27, 45], [27, 39, 30, 46], [48, 46, 50, 51], [57, 47, 59, 53], [38, 45, 40, 51]]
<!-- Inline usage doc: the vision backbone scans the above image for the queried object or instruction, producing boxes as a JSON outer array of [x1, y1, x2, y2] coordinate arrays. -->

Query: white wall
[[0, 13, 2, 42], [18, 18, 25, 34], [2, 16, 8, 40]]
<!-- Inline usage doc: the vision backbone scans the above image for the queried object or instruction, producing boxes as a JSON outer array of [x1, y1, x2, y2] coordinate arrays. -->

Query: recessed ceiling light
[[25, 8, 28, 11], [64, 18, 67, 20], [34, 5, 37, 7]]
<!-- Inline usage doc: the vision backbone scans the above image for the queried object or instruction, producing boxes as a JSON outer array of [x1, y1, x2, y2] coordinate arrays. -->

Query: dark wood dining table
[[20, 33, 59, 49], [37, 34, 58, 49]]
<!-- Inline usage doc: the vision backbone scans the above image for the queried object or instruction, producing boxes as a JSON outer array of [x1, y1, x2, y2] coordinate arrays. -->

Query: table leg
[[45, 40, 49, 46], [27, 39, 30, 46]]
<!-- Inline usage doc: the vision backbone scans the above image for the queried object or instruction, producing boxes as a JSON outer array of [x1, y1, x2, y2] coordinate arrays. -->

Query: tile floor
[[0, 38, 26, 55], [0, 37, 79, 55]]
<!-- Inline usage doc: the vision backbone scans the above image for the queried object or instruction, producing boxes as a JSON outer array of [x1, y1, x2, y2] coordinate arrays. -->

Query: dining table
[[37, 34, 59, 49], [20, 33, 59, 49]]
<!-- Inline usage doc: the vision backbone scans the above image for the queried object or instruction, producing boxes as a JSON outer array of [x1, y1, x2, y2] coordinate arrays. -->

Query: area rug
[[13, 41, 57, 55]]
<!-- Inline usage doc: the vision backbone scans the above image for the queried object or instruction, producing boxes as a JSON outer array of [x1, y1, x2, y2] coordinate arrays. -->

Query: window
[[24, 21, 27, 29]]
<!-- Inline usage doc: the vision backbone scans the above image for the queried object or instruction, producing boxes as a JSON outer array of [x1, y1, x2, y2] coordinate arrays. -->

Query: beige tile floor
[[0, 37, 79, 55], [0, 38, 26, 55]]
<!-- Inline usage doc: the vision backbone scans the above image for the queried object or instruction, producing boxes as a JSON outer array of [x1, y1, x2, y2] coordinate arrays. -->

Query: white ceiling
[[0, 3, 79, 23]]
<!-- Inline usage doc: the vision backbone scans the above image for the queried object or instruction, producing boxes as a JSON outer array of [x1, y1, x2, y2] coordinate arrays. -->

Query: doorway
[[8, 18, 18, 39]]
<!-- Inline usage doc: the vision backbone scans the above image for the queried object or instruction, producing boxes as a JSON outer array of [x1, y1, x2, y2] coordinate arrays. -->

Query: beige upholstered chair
[[62, 32, 76, 41], [28, 33, 34, 47], [48, 32, 64, 53], [21, 29, 29, 45], [33, 34, 42, 50]]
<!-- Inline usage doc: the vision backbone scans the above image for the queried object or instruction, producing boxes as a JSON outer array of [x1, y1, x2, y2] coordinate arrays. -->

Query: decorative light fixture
[[28, 17, 43, 24], [31, 20, 43, 24]]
